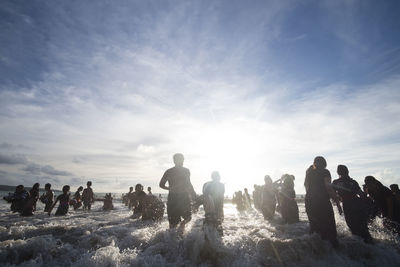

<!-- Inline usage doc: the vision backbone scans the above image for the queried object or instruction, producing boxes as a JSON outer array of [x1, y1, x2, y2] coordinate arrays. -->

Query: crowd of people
[[3, 153, 400, 247]]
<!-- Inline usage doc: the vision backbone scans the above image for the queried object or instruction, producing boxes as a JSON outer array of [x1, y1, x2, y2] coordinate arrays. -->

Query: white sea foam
[[0, 200, 399, 266]]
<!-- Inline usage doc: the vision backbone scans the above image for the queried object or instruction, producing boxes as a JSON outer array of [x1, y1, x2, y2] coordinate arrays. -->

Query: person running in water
[[103, 193, 114, 211], [82, 181, 94, 210], [70, 186, 83, 210], [304, 156, 342, 248], [21, 183, 40, 216], [332, 165, 372, 243], [202, 171, 225, 234], [3, 185, 29, 213], [243, 188, 252, 209], [48, 185, 70, 216], [147, 186, 153, 195], [142, 194, 165, 221], [159, 153, 197, 229], [40, 183, 54, 212], [130, 184, 147, 217], [261, 175, 277, 220], [278, 174, 299, 224]]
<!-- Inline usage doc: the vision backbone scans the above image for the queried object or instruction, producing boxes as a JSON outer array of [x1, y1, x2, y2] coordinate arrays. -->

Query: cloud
[[0, 154, 28, 165], [21, 163, 73, 176]]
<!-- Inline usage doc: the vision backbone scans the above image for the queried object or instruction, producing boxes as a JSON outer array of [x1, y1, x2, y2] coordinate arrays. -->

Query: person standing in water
[[130, 184, 147, 217], [159, 153, 197, 229], [21, 183, 40, 216], [332, 165, 372, 243], [71, 186, 83, 210], [243, 188, 252, 209], [82, 181, 94, 210], [261, 175, 277, 220], [202, 171, 225, 234], [304, 156, 342, 248], [48, 185, 70, 216], [147, 187, 153, 195], [40, 183, 54, 212], [278, 174, 299, 224]]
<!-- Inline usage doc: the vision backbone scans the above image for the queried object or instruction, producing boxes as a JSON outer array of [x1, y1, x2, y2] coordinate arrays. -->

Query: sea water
[[0, 197, 399, 266]]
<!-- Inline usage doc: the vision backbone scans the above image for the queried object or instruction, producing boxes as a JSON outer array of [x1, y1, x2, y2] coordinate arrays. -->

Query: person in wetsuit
[[21, 183, 40, 216], [40, 183, 54, 212], [130, 184, 147, 217], [159, 153, 197, 229], [278, 174, 299, 224], [3, 185, 29, 213], [202, 171, 225, 234], [49, 185, 70, 216], [365, 176, 400, 232], [304, 156, 342, 247], [82, 181, 94, 210], [332, 165, 372, 243], [261, 175, 277, 220]]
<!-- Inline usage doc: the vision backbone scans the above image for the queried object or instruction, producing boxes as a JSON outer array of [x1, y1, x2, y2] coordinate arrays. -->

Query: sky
[[0, 0, 400, 195]]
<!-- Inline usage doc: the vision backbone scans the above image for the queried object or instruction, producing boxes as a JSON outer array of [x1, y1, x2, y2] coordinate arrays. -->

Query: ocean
[[0, 194, 399, 266]]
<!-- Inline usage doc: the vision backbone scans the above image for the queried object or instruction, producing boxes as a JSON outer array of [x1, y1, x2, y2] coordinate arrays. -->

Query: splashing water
[[0, 199, 399, 266]]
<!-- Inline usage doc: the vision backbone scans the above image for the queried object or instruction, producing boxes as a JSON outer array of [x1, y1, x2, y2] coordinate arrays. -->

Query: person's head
[[364, 176, 382, 192], [129, 186, 133, 192], [173, 153, 184, 166], [32, 183, 40, 190], [390, 184, 399, 193], [78, 186, 83, 192], [45, 183, 51, 190], [62, 185, 70, 194], [283, 176, 294, 189], [87, 181, 92, 187], [337, 165, 349, 177], [313, 156, 327, 169], [264, 175, 272, 185], [211, 171, 220, 182], [147, 186, 152, 192], [244, 188, 248, 193], [16, 185, 24, 193], [135, 183, 143, 192]]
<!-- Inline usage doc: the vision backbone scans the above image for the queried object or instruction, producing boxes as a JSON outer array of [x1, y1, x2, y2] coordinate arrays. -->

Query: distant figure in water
[[127, 186, 134, 209], [40, 183, 54, 212], [365, 176, 400, 232], [49, 185, 70, 216], [82, 181, 94, 210], [233, 191, 245, 211], [332, 165, 372, 243], [147, 186, 153, 195], [3, 185, 29, 213], [261, 175, 277, 220], [159, 153, 197, 229], [21, 183, 40, 216], [304, 156, 342, 248], [253, 185, 262, 211], [142, 194, 165, 221], [131, 184, 147, 217], [202, 171, 225, 234], [70, 186, 83, 210], [278, 174, 299, 224], [103, 193, 114, 211], [243, 188, 252, 209]]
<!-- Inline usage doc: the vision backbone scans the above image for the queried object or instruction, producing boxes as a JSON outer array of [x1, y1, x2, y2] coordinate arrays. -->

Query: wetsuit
[[261, 185, 276, 220], [40, 190, 54, 212], [5, 189, 29, 213], [305, 168, 338, 246], [21, 188, 39, 216], [55, 193, 70, 216], [82, 187, 94, 210], [160, 165, 195, 227], [332, 177, 372, 242], [203, 181, 225, 226], [131, 191, 147, 215], [279, 187, 299, 224]]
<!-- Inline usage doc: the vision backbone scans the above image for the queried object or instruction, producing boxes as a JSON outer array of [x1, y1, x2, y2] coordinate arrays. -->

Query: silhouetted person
[[253, 185, 262, 211], [48, 185, 70, 216], [159, 153, 197, 229], [304, 156, 342, 247], [261, 175, 277, 220], [233, 191, 245, 211], [142, 194, 165, 221], [203, 171, 225, 234], [362, 183, 379, 221], [40, 183, 54, 212], [365, 176, 400, 232], [147, 186, 153, 195], [21, 183, 40, 216], [130, 184, 147, 217], [278, 174, 299, 224], [332, 165, 372, 243], [71, 186, 83, 210], [3, 185, 28, 213], [103, 193, 114, 211], [243, 188, 252, 209], [390, 184, 400, 203], [82, 181, 94, 210]]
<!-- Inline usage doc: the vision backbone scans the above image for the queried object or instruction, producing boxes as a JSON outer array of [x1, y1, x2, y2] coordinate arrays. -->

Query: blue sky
[[1, 0, 400, 194]]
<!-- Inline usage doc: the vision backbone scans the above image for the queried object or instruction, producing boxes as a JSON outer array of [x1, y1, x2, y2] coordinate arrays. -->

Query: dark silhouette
[[233, 191, 245, 211], [304, 156, 342, 247], [103, 193, 114, 211], [82, 181, 94, 210], [390, 184, 400, 203], [332, 165, 372, 243], [3, 185, 29, 213], [21, 183, 40, 216], [40, 183, 54, 212], [48, 185, 70, 216], [252, 185, 262, 211], [243, 188, 252, 209], [142, 194, 165, 221], [202, 171, 225, 234], [159, 153, 197, 229], [130, 184, 147, 217], [147, 186, 153, 195], [126, 186, 134, 208], [278, 174, 299, 224], [261, 175, 277, 220], [70, 186, 83, 210]]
